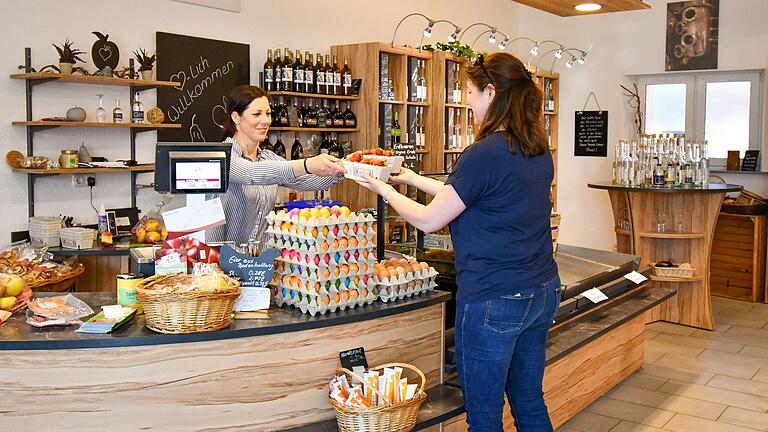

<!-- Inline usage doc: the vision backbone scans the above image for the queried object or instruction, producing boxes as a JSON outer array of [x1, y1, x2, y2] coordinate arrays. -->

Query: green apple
[[0, 296, 16, 311], [3, 275, 24, 297], [0, 284, 5, 297]]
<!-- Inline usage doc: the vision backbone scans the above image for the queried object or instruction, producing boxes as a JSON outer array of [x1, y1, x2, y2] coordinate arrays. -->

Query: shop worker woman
[[357, 53, 560, 432], [207, 85, 345, 246]]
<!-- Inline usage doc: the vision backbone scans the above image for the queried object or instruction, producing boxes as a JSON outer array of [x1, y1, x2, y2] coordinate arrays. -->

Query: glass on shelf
[[655, 210, 668, 233], [617, 208, 631, 231], [674, 212, 685, 233], [96, 93, 106, 123]]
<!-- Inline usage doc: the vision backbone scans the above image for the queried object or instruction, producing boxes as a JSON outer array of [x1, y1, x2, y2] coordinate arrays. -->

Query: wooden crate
[[710, 212, 766, 303]]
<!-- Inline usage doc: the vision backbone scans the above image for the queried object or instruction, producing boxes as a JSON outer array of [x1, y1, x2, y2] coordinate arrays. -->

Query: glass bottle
[[131, 92, 144, 123], [611, 142, 620, 185], [317, 100, 328, 128], [96, 93, 106, 122], [315, 52, 326, 95], [343, 102, 357, 128], [319, 133, 332, 154], [291, 134, 304, 160], [306, 100, 318, 128], [293, 50, 304, 93], [329, 133, 344, 158], [277, 97, 290, 127], [323, 100, 333, 128], [273, 48, 282, 90], [273, 135, 286, 159], [700, 140, 710, 188], [281, 48, 293, 92], [331, 55, 341, 96], [264, 49, 275, 92], [453, 63, 461, 103], [391, 111, 401, 144], [261, 134, 274, 152], [341, 56, 352, 96], [453, 109, 462, 149], [112, 98, 123, 123], [304, 53, 315, 94], [332, 102, 344, 127], [627, 141, 638, 187], [418, 60, 428, 102]]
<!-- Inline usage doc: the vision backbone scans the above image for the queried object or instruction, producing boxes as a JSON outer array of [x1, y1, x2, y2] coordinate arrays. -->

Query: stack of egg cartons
[[373, 257, 439, 303], [266, 205, 377, 316], [29, 216, 62, 247], [59, 227, 96, 250]]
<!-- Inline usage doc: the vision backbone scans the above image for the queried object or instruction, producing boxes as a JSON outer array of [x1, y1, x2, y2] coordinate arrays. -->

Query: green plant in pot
[[133, 48, 156, 80], [54, 39, 86, 74]]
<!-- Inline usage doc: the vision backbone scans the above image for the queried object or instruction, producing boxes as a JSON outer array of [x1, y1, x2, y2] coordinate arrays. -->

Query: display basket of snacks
[[0, 245, 85, 292], [329, 362, 427, 432], [651, 261, 695, 279], [136, 272, 240, 334], [27, 263, 85, 292]]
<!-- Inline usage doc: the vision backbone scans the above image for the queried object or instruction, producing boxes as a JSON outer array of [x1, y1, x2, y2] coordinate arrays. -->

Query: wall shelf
[[406, 101, 430, 107], [651, 275, 704, 283], [638, 232, 706, 239], [444, 103, 467, 109], [10, 72, 180, 89], [269, 90, 359, 100], [444, 149, 465, 154], [378, 100, 405, 105], [12, 121, 180, 129], [12, 165, 154, 175], [270, 127, 359, 132]]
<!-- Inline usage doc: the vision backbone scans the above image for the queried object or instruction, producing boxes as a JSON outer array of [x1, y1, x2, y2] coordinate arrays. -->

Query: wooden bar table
[[588, 182, 742, 330]]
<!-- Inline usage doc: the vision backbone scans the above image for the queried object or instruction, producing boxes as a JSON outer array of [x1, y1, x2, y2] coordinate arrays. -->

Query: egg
[[349, 237, 359, 247], [333, 267, 341, 277], [395, 266, 406, 276], [341, 291, 350, 301], [361, 237, 368, 247], [324, 295, 331, 305], [349, 263, 359, 273], [362, 288, 369, 297], [334, 293, 341, 303], [323, 268, 331, 278], [340, 264, 350, 275], [332, 239, 340, 249], [321, 241, 330, 252], [314, 282, 321, 293], [344, 277, 351, 288], [387, 268, 399, 280], [419, 262, 430, 270], [350, 289, 359, 300], [334, 252, 341, 263], [338, 237, 349, 248], [362, 263, 369, 272], [362, 249, 370, 259], [410, 263, 422, 274]]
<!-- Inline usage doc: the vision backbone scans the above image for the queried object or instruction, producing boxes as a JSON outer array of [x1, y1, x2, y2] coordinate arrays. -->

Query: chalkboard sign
[[741, 150, 760, 171], [156, 32, 249, 142], [575, 111, 608, 157], [218, 245, 278, 287], [392, 142, 419, 172], [339, 347, 368, 370]]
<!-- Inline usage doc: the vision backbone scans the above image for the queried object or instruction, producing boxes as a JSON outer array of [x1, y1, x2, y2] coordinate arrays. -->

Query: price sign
[[392, 142, 419, 172], [741, 150, 760, 171], [218, 244, 278, 287], [339, 347, 368, 370], [575, 111, 608, 157]]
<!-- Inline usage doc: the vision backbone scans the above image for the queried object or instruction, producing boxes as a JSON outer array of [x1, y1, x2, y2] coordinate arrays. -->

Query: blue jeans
[[455, 275, 561, 432]]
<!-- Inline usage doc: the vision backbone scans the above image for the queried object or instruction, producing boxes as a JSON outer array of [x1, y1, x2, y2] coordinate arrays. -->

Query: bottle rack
[[11, 48, 181, 217]]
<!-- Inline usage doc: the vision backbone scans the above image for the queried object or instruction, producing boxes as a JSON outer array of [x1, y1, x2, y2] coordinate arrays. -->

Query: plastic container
[[285, 199, 343, 211], [59, 227, 96, 250]]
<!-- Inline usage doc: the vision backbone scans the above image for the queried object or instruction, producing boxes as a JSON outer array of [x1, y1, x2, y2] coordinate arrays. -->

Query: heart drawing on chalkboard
[[170, 70, 187, 91], [99, 45, 112, 62], [212, 95, 229, 129]]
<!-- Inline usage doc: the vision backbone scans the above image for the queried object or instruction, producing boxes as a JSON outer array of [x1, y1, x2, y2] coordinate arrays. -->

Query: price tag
[[219, 245, 279, 288], [582, 288, 609, 304], [339, 347, 368, 370], [102, 305, 126, 319], [234, 286, 271, 312], [624, 271, 648, 284]]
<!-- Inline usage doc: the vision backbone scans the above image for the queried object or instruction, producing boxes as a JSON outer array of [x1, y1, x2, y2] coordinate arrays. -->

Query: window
[[636, 70, 763, 167]]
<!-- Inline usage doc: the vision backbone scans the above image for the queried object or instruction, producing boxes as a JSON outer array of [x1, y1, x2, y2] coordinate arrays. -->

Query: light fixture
[[534, 46, 588, 72], [566, 58, 575, 68], [498, 36, 510, 50], [530, 43, 539, 56], [448, 26, 462, 42], [555, 48, 563, 59], [575, 3, 602, 12], [423, 23, 433, 37], [488, 30, 497, 44], [418, 19, 463, 51], [578, 55, 586, 64], [391, 12, 437, 47]]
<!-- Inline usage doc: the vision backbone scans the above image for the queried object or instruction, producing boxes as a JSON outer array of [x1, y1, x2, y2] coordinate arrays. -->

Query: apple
[[2, 275, 25, 297], [0, 296, 16, 311]]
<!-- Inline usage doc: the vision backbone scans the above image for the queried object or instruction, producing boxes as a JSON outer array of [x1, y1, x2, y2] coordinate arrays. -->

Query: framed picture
[[665, 0, 719, 71]]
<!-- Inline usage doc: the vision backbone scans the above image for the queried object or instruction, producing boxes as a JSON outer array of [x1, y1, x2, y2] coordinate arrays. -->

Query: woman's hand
[[306, 154, 346, 177], [388, 167, 417, 186], [355, 174, 394, 197]]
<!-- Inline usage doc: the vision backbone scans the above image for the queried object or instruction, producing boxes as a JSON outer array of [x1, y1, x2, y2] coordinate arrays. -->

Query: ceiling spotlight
[[575, 3, 602, 12], [566, 59, 574, 68], [498, 37, 509, 50], [578, 55, 586, 64], [423, 23, 434, 38], [555, 48, 563, 59], [488, 30, 497, 44], [530, 43, 539, 56]]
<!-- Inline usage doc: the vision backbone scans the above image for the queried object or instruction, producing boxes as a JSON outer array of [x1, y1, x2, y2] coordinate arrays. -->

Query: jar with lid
[[58, 150, 79, 169]]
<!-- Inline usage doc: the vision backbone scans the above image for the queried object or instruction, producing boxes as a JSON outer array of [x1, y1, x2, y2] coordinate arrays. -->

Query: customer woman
[[356, 53, 559, 431], [207, 85, 345, 246]]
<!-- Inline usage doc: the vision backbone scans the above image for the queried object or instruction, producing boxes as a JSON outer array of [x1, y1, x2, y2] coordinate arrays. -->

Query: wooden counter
[[588, 182, 742, 330]]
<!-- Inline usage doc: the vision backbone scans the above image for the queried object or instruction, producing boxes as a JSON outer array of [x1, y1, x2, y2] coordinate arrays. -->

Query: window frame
[[633, 69, 765, 169]]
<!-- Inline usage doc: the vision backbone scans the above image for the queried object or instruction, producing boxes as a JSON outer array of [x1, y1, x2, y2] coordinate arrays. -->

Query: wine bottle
[[419, 107, 426, 147], [278, 97, 290, 127], [299, 99, 308, 127], [273, 48, 282, 91], [291, 134, 304, 160], [317, 99, 328, 128], [454, 109, 462, 149], [112, 98, 123, 123], [319, 133, 332, 154], [343, 102, 357, 128], [331, 55, 341, 96], [324, 54, 333, 95], [306, 100, 318, 127], [131, 92, 144, 123], [391, 111, 401, 144], [293, 49, 304, 93], [264, 49, 275, 91], [341, 56, 352, 96], [304, 53, 315, 94], [323, 100, 333, 128], [419, 60, 428, 102], [262, 134, 274, 152], [329, 133, 344, 158], [453, 63, 461, 103], [273, 136, 287, 159], [315, 52, 326, 95], [332, 102, 344, 127], [282, 48, 293, 91]]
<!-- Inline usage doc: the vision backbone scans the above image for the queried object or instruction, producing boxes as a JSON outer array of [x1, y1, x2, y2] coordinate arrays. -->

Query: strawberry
[[349, 152, 362, 162], [374, 148, 384, 155]]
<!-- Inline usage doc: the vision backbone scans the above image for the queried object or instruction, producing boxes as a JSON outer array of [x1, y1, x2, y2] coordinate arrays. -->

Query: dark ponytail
[[466, 52, 549, 157], [221, 85, 270, 140]]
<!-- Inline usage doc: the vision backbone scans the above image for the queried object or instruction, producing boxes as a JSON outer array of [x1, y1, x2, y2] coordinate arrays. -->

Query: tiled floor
[[557, 296, 768, 432]]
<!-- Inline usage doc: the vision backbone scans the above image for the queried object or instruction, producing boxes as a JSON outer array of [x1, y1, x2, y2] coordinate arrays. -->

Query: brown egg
[[388, 268, 399, 280], [395, 266, 406, 276], [419, 261, 429, 271], [410, 262, 422, 274]]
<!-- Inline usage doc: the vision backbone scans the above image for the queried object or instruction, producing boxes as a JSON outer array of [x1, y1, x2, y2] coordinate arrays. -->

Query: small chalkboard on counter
[[741, 150, 760, 171], [156, 32, 249, 143], [575, 111, 608, 157], [339, 347, 368, 370], [218, 245, 278, 287], [392, 142, 419, 172]]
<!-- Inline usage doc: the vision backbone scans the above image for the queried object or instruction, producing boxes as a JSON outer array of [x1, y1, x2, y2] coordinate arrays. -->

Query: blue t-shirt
[[445, 132, 558, 303]]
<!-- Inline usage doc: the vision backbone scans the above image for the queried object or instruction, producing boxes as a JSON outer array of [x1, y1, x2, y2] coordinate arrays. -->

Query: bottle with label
[[319, 133, 332, 154], [341, 56, 352, 96], [324, 55, 333, 95], [467, 110, 475, 145], [315, 52, 326, 95], [317, 100, 328, 128], [262, 134, 274, 152], [273, 135, 287, 159], [306, 100, 319, 127], [343, 102, 357, 128], [131, 92, 144, 123], [329, 133, 344, 159], [97, 204, 108, 235], [264, 49, 275, 91], [331, 55, 341, 96], [282, 48, 293, 91], [332, 102, 344, 127], [273, 48, 282, 90], [277, 97, 290, 127], [452, 63, 461, 103], [299, 100, 308, 127], [453, 109, 462, 149], [323, 100, 333, 128], [418, 60, 428, 102], [304, 53, 315, 94], [291, 134, 304, 160], [113, 98, 123, 123], [391, 111, 401, 144], [293, 50, 304, 93]]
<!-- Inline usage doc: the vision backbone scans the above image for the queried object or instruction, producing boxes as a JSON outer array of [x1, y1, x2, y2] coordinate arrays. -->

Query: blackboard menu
[[575, 111, 608, 157], [339, 347, 368, 370], [218, 245, 278, 287], [392, 142, 419, 172], [741, 150, 760, 171], [156, 32, 250, 142]]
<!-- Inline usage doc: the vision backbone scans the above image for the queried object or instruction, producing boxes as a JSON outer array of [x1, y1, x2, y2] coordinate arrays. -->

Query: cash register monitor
[[154, 142, 231, 194]]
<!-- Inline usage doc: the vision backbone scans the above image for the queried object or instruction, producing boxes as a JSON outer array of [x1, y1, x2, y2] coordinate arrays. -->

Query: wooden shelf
[[379, 100, 406, 105], [445, 103, 467, 109], [651, 275, 704, 283], [12, 165, 155, 175], [444, 149, 465, 154], [615, 228, 631, 236], [269, 91, 359, 100], [415, 150, 429, 154], [270, 127, 359, 132], [406, 101, 430, 107], [12, 121, 181, 129], [378, 44, 433, 59], [10, 72, 179, 88], [544, 110, 558, 115], [638, 232, 705, 239]]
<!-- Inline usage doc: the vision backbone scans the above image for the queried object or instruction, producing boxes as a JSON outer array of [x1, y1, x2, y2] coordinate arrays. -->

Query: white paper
[[624, 271, 648, 284], [233, 286, 271, 312], [102, 305, 125, 319], [162, 197, 226, 237], [159, 252, 182, 266], [582, 287, 609, 304]]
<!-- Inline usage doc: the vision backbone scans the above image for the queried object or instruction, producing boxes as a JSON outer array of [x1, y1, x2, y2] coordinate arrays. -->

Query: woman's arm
[[281, 173, 343, 191], [389, 168, 444, 196]]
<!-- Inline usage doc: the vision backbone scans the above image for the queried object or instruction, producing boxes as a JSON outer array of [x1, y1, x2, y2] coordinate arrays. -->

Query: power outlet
[[72, 175, 88, 188]]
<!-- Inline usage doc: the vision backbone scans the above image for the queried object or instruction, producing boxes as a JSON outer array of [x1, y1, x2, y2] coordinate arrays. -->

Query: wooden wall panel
[[74, 255, 128, 292]]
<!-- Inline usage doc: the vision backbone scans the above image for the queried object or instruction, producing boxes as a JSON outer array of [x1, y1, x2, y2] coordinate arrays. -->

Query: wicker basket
[[330, 362, 428, 432], [27, 264, 85, 292], [651, 263, 695, 279], [136, 273, 241, 334]]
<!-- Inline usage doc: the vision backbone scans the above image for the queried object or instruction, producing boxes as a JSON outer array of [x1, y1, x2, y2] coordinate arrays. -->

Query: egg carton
[[266, 209, 376, 228], [266, 221, 376, 243], [274, 261, 374, 282], [374, 266, 438, 285], [273, 285, 377, 316], [267, 234, 375, 253], [377, 279, 438, 303], [272, 272, 375, 296], [275, 249, 376, 270]]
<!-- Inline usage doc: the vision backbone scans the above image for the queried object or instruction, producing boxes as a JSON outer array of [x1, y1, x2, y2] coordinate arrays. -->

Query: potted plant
[[133, 48, 156, 80], [53, 39, 86, 74]]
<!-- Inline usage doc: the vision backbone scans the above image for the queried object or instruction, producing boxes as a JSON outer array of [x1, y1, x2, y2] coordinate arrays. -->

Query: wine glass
[[96, 93, 106, 123], [655, 210, 668, 233]]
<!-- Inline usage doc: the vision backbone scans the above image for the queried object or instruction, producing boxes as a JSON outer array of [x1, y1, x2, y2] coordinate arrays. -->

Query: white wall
[[514, 0, 768, 251]]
